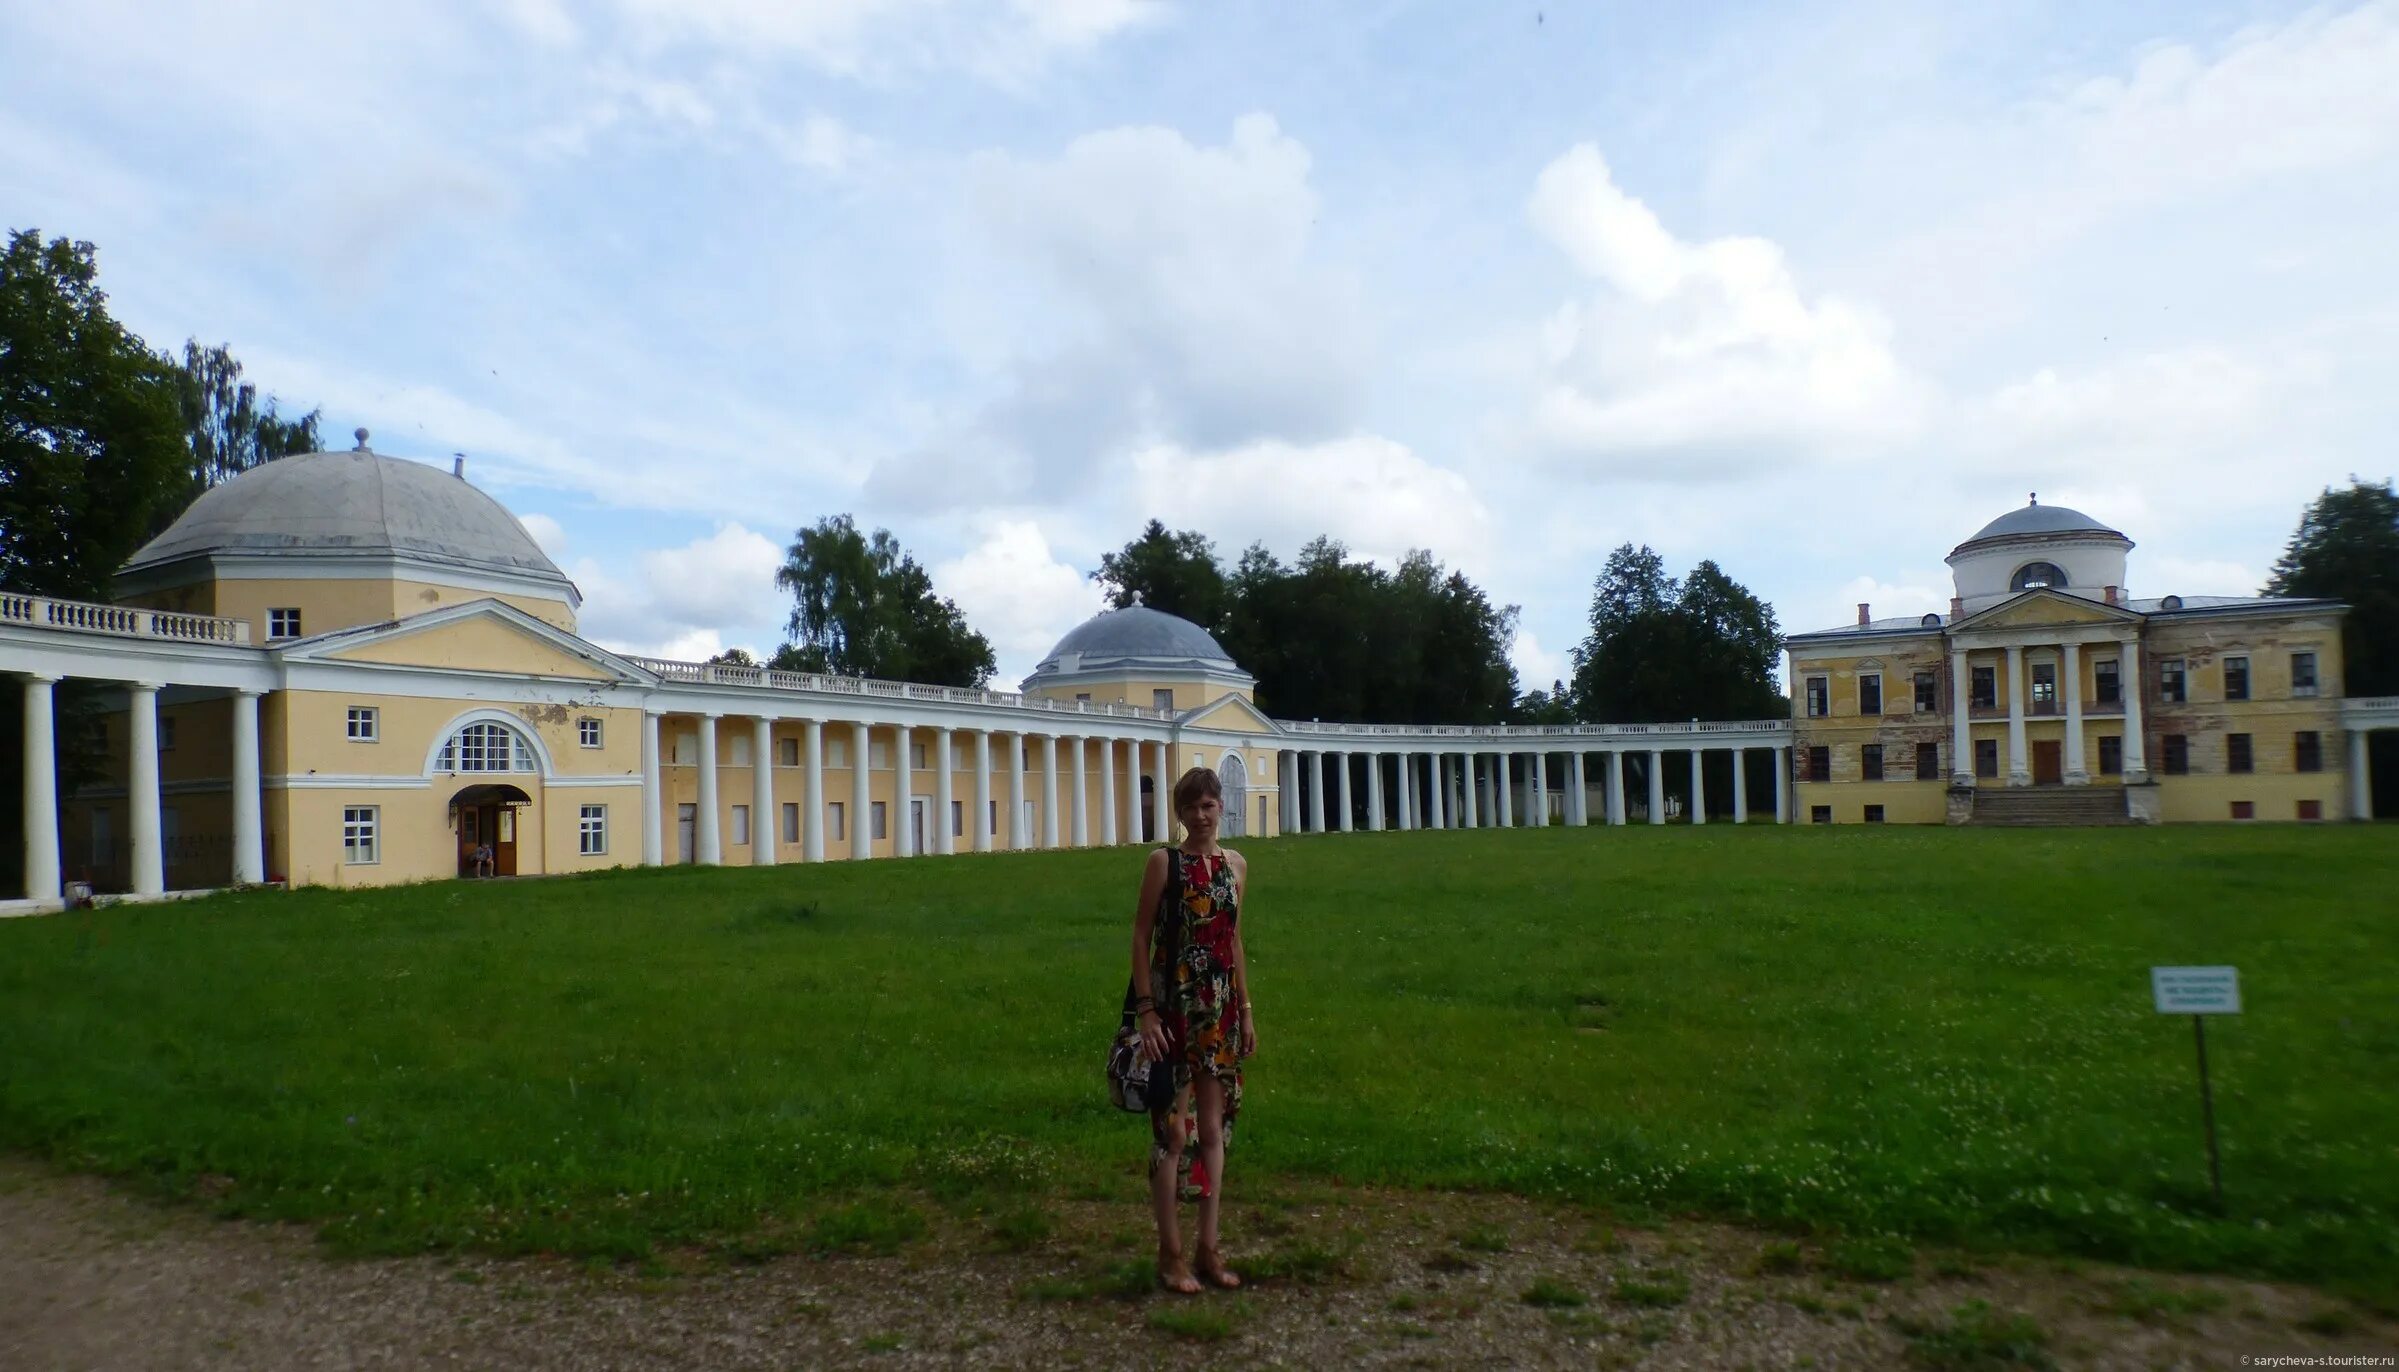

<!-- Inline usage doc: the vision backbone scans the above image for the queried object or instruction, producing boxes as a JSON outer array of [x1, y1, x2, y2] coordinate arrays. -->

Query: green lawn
[[3, 826, 2394, 1297]]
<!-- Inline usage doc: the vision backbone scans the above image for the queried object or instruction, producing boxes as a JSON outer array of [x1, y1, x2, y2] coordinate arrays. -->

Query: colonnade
[[1270, 743, 1795, 832]]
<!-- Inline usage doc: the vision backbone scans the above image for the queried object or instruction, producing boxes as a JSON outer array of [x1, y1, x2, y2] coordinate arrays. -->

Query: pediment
[[1179, 693, 1280, 735], [1956, 590, 2140, 633], [287, 600, 650, 683]]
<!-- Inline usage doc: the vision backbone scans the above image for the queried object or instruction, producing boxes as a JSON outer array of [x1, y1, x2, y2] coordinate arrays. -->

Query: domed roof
[[1030, 606, 1239, 676], [123, 443, 573, 594], [1959, 498, 2126, 548]]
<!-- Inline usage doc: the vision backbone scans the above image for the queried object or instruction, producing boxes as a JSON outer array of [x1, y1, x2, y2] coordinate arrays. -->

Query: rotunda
[[1946, 496, 2133, 616]]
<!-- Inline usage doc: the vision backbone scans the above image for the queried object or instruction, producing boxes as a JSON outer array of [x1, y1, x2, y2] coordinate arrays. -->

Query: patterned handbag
[[1106, 848, 1182, 1113]]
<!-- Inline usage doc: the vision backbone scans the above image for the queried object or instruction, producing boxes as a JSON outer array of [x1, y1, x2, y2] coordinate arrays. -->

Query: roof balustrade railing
[[1, 591, 252, 645]]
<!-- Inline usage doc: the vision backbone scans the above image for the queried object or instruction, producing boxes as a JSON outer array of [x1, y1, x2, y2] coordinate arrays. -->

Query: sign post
[[2151, 966, 2240, 1207]]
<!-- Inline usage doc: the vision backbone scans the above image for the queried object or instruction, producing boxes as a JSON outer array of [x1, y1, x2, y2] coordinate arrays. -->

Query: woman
[[1130, 766, 1256, 1294]]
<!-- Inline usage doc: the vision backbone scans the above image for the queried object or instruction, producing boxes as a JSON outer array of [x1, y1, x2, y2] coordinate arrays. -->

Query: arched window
[[2011, 561, 2069, 591], [437, 721, 533, 773]]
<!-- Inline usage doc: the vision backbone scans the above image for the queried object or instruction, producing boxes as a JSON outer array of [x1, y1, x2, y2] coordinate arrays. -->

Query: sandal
[[1157, 1248, 1203, 1295], [1194, 1244, 1242, 1290]]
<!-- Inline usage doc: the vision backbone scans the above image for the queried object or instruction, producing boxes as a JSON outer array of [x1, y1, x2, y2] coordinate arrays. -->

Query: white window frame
[[1805, 676, 1829, 718], [1857, 672, 1882, 716], [2291, 650, 2319, 698], [871, 800, 887, 840], [731, 803, 751, 846], [347, 706, 379, 742], [781, 802, 799, 843], [829, 801, 846, 841], [578, 717, 603, 748], [268, 607, 302, 640], [342, 806, 379, 865], [437, 721, 532, 773], [579, 804, 607, 855], [2223, 654, 2251, 702]]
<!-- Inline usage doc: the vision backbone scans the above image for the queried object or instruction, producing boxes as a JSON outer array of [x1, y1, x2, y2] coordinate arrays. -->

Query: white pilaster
[[127, 684, 163, 895], [1366, 752, 1385, 831], [753, 716, 778, 865], [850, 721, 873, 860], [20, 675, 59, 901], [696, 714, 723, 865], [975, 730, 994, 852], [2121, 639, 2148, 780], [1731, 747, 1748, 823], [935, 727, 956, 855], [639, 710, 663, 867], [2062, 641, 2087, 785], [1647, 748, 1664, 825], [1690, 747, 1707, 827], [2005, 644, 2030, 787], [1070, 737, 1089, 847], [1041, 734, 1061, 849], [231, 688, 264, 884], [1950, 647, 1974, 786], [803, 719, 826, 862], [1098, 738, 1119, 846]]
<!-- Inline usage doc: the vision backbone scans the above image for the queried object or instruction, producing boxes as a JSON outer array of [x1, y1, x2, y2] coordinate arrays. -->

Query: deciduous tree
[[2266, 478, 2399, 815], [773, 515, 996, 687]]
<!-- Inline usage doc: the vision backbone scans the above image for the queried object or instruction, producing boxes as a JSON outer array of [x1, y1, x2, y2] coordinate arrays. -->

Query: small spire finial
[[2029, 491, 2038, 506], [353, 427, 370, 450]]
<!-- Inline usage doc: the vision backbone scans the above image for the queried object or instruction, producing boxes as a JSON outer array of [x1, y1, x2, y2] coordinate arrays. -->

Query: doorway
[[677, 804, 696, 863], [2032, 741, 2064, 785], [453, 784, 530, 877]]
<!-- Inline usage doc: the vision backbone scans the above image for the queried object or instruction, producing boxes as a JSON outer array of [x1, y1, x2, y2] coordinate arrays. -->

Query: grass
[[1893, 1299, 2055, 1370], [2, 826, 2396, 1298], [1611, 1269, 1691, 1308], [1521, 1275, 1586, 1307], [1147, 1300, 1245, 1340]]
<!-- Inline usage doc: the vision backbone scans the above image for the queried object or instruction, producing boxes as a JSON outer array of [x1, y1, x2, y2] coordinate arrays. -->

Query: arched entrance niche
[[428, 711, 545, 878], [1220, 752, 1249, 836]]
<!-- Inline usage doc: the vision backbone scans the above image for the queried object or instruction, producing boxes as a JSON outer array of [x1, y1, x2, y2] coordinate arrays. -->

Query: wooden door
[[494, 806, 518, 876], [2032, 741, 2063, 785]]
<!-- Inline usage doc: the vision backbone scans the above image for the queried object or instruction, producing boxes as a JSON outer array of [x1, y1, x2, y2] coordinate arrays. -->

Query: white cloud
[[1127, 434, 1493, 574], [608, 0, 1163, 84], [775, 114, 879, 174], [1510, 628, 1567, 693], [2140, 556, 2263, 600], [931, 520, 1106, 683], [1521, 145, 1925, 474], [518, 513, 569, 558], [1976, 348, 2268, 459], [574, 522, 785, 658]]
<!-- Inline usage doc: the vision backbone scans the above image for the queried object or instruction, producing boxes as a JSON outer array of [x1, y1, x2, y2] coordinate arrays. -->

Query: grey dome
[[1031, 606, 1238, 675], [1960, 500, 2125, 547], [124, 449, 571, 590]]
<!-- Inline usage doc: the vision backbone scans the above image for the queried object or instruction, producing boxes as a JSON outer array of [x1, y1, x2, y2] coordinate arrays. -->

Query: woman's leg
[[1192, 1073, 1239, 1285], [1150, 1086, 1199, 1292]]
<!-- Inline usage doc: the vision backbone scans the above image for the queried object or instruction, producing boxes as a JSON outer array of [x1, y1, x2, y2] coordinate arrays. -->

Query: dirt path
[[2, 1161, 2390, 1370]]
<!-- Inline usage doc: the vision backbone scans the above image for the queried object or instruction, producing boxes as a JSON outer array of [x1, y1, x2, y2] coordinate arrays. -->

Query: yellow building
[[1786, 499, 2394, 824]]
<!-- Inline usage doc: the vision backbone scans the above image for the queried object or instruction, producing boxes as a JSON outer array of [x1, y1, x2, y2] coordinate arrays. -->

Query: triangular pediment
[[1179, 693, 1281, 735], [1955, 590, 2141, 633], [284, 599, 653, 683]]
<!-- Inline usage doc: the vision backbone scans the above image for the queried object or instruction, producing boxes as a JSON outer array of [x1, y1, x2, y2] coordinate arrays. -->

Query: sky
[[6, 0, 2396, 690]]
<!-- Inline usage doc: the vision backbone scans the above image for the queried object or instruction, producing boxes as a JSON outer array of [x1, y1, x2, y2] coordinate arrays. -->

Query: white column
[[1950, 647, 1974, 786], [1397, 753, 1415, 831], [1776, 745, 1792, 823], [1690, 747, 1707, 826], [1278, 751, 1295, 835], [231, 689, 264, 884], [20, 675, 60, 901], [2120, 639, 2148, 780], [975, 730, 995, 852], [895, 724, 916, 857], [1528, 752, 1546, 827], [1731, 747, 1748, 823], [1366, 752, 1385, 831], [1432, 755, 1450, 829], [1569, 752, 1588, 826], [1069, 736, 1089, 847], [1151, 741, 1172, 843], [1496, 755, 1513, 827], [639, 710, 663, 867], [1098, 738, 1118, 846], [753, 716, 778, 865], [1607, 751, 1626, 826], [935, 727, 956, 855], [1121, 737, 1142, 844], [2062, 642, 2087, 785], [803, 719, 826, 862], [696, 714, 723, 865], [1041, 734, 1061, 849], [1462, 756, 1480, 828], [850, 721, 873, 860], [127, 683, 163, 896], [1009, 733, 1028, 850], [1309, 751, 1327, 834], [1647, 748, 1664, 825], [1334, 752, 1352, 832], [2353, 730, 2374, 821], [2005, 644, 2030, 787]]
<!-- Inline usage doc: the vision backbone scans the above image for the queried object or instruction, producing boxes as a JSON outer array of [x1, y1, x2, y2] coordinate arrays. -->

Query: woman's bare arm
[[1132, 848, 1171, 1058]]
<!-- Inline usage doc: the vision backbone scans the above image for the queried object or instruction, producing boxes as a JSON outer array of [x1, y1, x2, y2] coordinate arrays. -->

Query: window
[[342, 806, 379, 864], [829, 802, 846, 841], [579, 804, 607, 855], [1805, 746, 1830, 783], [1805, 676, 1829, 717], [2223, 655, 2249, 702], [952, 800, 964, 837], [268, 607, 302, 639], [782, 802, 799, 843], [1971, 665, 1997, 709], [671, 731, 695, 765], [869, 742, 888, 769], [578, 717, 603, 748], [346, 706, 378, 741], [1153, 689, 1175, 711], [2296, 731, 2323, 774], [1859, 674, 1882, 715], [988, 799, 999, 835], [2292, 651, 2319, 697], [437, 721, 530, 772], [911, 741, 929, 769], [1861, 744, 1884, 781], [872, 801, 887, 840], [2011, 561, 2068, 591], [2094, 660, 2121, 705], [1975, 739, 1999, 778], [2162, 734, 2189, 775], [729, 735, 752, 767], [731, 804, 751, 846], [829, 739, 848, 768], [2030, 662, 2056, 709], [1810, 805, 1832, 824], [2160, 659, 2187, 703], [778, 737, 799, 767], [2227, 733, 2253, 774], [2230, 801, 2255, 821], [1863, 804, 1885, 823], [2298, 799, 2323, 821], [2099, 736, 2122, 776], [1913, 669, 1937, 713]]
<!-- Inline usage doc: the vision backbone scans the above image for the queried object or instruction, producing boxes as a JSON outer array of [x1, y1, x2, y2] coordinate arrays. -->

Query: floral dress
[[1149, 847, 1245, 1199]]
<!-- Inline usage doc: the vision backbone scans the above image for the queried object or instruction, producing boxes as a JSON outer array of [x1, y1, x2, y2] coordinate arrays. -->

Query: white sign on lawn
[[2152, 966, 2241, 1015]]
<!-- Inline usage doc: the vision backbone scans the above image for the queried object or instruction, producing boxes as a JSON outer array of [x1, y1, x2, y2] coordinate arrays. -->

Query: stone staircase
[[1967, 787, 2134, 826]]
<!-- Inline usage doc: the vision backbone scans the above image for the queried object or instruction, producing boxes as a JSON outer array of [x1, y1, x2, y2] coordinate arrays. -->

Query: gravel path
[[3, 1160, 2391, 1370]]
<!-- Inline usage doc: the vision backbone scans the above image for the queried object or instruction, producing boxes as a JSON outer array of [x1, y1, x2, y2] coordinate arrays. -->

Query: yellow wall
[[122, 576, 574, 641], [1025, 675, 1252, 714], [1792, 780, 1946, 824], [328, 616, 611, 677]]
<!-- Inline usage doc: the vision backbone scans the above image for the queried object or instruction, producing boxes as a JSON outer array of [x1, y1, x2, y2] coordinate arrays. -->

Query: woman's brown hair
[[1172, 766, 1222, 816]]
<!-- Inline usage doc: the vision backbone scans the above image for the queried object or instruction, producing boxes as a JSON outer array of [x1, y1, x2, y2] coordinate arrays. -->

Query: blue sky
[[6, 0, 2395, 688]]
